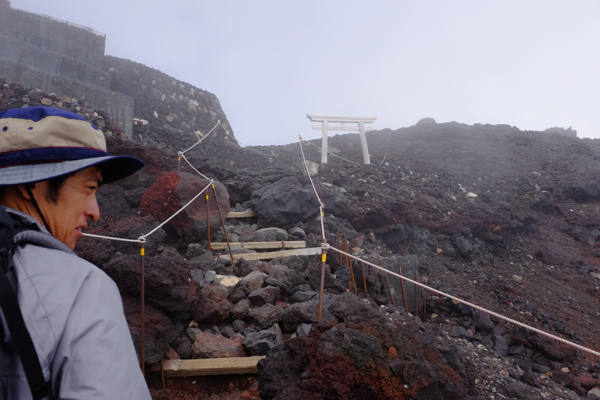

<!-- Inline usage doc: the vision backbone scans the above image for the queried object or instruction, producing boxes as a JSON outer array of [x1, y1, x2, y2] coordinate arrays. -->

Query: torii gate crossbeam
[[307, 115, 376, 165]]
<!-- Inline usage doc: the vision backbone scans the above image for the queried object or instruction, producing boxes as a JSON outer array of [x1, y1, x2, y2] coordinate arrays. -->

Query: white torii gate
[[307, 115, 376, 165]]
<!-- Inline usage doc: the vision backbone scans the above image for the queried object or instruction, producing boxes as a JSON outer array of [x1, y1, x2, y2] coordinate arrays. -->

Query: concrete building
[[0, 1, 134, 136]]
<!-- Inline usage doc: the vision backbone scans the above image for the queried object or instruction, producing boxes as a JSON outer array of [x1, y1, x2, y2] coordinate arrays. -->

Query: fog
[[10, 0, 600, 145]]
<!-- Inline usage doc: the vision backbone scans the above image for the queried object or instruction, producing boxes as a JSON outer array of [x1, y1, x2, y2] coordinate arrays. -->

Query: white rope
[[82, 232, 144, 243], [181, 120, 221, 154], [299, 136, 326, 243], [238, 142, 279, 158], [178, 152, 211, 181], [140, 180, 213, 239], [323, 243, 600, 359], [304, 141, 360, 165], [83, 179, 213, 243], [83, 129, 216, 244]]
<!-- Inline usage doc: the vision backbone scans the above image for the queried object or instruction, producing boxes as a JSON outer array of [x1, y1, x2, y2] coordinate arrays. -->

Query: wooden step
[[150, 356, 265, 377], [211, 241, 306, 250], [218, 247, 322, 261], [226, 211, 256, 218]]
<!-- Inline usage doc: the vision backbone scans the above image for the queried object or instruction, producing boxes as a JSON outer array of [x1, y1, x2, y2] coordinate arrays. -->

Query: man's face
[[34, 167, 102, 249]]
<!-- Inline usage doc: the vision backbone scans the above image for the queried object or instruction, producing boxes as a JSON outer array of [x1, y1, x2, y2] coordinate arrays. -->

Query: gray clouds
[[10, 0, 600, 144]]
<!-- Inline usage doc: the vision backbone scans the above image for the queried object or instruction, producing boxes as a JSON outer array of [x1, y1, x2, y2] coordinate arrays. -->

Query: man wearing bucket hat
[[0, 107, 151, 399]]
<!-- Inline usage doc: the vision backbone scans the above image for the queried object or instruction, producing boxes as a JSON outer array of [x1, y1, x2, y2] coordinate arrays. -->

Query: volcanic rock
[[241, 270, 268, 294], [214, 274, 241, 297], [231, 299, 250, 320], [123, 297, 179, 364], [258, 322, 470, 400], [191, 332, 245, 358], [282, 298, 332, 332], [253, 227, 288, 242], [102, 248, 197, 313], [248, 286, 281, 306], [243, 330, 278, 356], [250, 176, 320, 226], [141, 171, 230, 241], [247, 304, 283, 329], [171, 336, 192, 359], [472, 310, 494, 333], [192, 285, 231, 323]]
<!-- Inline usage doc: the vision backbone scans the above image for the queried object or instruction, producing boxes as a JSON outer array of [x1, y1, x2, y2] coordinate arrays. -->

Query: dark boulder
[[282, 298, 333, 332], [102, 248, 197, 313], [258, 323, 469, 400], [250, 177, 320, 226], [123, 297, 179, 364], [248, 286, 281, 306], [192, 285, 231, 323], [247, 304, 284, 329], [243, 330, 278, 356]]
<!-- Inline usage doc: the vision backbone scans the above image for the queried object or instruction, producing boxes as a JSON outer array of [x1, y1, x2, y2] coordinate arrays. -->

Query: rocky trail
[[3, 76, 600, 399]]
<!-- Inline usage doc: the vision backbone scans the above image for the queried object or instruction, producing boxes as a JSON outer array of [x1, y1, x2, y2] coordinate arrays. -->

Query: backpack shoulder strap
[[0, 207, 50, 400]]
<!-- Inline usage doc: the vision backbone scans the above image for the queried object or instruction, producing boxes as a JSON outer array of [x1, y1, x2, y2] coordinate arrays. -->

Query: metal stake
[[362, 262, 368, 298], [415, 271, 419, 318], [424, 292, 428, 322], [206, 193, 211, 252], [398, 263, 409, 314], [347, 241, 357, 295], [385, 274, 396, 306], [212, 184, 234, 263], [317, 249, 327, 321], [337, 232, 342, 264], [140, 244, 146, 375]]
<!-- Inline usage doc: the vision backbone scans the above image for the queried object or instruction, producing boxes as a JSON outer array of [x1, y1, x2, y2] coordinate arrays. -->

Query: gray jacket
[[0, 208, 151, 399]]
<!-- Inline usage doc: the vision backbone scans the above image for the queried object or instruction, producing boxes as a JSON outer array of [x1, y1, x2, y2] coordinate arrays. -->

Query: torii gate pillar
[[307, 115, 376, 165]]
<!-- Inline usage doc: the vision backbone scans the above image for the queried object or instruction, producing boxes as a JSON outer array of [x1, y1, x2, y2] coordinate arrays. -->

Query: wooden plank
[[226, 211, 256, 218], [151, 357, 265, 377], [210, 241, 306, 250], [218, 247, 321, 261]]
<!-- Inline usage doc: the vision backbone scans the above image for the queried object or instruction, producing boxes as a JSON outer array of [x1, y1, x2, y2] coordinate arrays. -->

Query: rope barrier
[[181, 120, 221, 155], [299, 136, 326, 243], [322, 243, 600, 359], [238, 141, 279, 158], [141, 180, 213, 240], [82, 179, 213, 242], [303, 141, 360, 165], [295, 136, 600, 361], [81, 233, 145, 243], [178, 152, 211, 181]]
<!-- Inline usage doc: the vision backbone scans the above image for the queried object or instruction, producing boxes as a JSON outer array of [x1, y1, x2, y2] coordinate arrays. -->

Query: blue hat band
[[0, 147, 110, 169]]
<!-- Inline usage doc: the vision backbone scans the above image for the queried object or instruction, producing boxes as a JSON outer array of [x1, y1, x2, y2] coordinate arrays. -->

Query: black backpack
[[0, 206, 50, 400]]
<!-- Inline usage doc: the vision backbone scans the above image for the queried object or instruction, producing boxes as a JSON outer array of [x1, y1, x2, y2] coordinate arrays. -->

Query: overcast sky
[[10, 1, 600, 145]]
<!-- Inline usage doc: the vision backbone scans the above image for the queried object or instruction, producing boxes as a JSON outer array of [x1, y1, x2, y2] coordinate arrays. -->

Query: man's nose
[[87, 195, 100, 221]]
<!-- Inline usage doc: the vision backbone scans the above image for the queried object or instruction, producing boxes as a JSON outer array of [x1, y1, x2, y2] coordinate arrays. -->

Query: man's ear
[[16, 184, 35, 200]]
